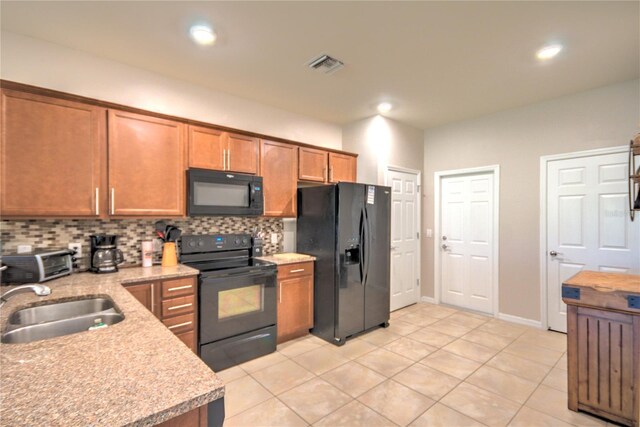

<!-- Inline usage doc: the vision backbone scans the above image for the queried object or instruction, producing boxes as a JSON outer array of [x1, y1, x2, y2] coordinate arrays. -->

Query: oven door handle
[[202, 270, 275, 281]]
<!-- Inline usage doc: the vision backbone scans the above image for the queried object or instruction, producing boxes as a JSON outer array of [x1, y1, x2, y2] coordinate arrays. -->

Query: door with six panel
[[388, 169, 420, 311], [440, 172, 495, 314], [546, 152, 640, 332]]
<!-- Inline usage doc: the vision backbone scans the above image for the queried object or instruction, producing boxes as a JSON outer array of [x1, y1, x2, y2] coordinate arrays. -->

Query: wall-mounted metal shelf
[[630, 134, 640, 221]]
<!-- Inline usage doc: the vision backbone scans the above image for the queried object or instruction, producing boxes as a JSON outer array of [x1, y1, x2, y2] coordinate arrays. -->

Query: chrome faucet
[[0, 285, 52, 308]]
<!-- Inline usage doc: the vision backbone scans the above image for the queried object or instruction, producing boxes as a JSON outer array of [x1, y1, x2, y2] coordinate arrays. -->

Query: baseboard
[[420, 296, 437, 304], [497, 312, 543, 329]]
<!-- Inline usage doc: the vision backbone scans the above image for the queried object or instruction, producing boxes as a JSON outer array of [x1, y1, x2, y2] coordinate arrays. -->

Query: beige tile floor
[[219, 302, 619, 427]]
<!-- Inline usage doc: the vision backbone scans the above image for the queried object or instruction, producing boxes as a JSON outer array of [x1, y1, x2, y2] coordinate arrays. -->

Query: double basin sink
[[2, 297, 124, 344]]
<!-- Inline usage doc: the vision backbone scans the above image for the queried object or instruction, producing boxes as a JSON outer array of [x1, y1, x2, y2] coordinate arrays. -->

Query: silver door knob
[[549, 251, 558, 257], [441, 244, 449, 250]]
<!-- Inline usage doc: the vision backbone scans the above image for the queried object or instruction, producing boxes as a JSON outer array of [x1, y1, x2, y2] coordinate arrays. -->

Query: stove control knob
[[235, 238, 241, 245], [198, 240, 204, 247], [189, 241, 196, 247], [242, 238, 248, 245]]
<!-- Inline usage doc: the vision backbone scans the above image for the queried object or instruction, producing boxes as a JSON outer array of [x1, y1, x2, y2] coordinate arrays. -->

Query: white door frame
[[434, 165, 500, 317], [539, 145, 628, 330], [385, 165, 422, 308]]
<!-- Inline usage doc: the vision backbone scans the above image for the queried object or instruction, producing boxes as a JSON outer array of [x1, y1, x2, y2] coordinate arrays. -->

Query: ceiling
[[1, 1, 638, 129]]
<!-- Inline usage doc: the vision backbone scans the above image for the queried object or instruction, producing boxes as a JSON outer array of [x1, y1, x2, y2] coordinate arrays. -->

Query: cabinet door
[[260, 140, 297, 217], [108, 110, 185, 216], [124, 282, 160, 318], [278, 275, 313, 342], [227, 132, 258, 174], [188, 125, 224, 171], [1, 89, 106, 217], [328, 153, 357, 183], [298, 147, 328, 182]]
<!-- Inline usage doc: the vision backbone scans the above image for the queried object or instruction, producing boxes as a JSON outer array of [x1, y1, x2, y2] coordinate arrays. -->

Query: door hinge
[[416, 231, 420, 239], [417, 184, 421, 193], [416, 278, 420, 288]]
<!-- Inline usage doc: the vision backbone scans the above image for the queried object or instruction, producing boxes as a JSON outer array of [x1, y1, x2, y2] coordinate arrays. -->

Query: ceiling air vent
[[306, 54, 344, 74]]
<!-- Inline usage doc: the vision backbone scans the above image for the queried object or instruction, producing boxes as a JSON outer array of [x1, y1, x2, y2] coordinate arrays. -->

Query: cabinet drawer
[[162, 277, 196, 298], [278, 262, 313, 279], [162, 312, 195, 335], [162, 294, 195, 318], [175, 330, 197, 353]]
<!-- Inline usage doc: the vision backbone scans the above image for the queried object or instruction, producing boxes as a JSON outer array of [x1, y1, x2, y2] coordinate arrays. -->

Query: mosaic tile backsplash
[[1, 217, 284, 271]]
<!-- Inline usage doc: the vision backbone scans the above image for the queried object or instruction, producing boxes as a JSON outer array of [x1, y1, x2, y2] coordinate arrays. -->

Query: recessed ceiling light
[[536, 44, 563, 60], [377, 102, 392, 114], [190, 25, 216, 46]]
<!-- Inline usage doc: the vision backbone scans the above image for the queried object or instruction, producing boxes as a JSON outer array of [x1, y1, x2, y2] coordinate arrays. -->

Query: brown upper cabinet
[[187, 125, 258, 175], [298, 147, 328, 182], [298, 147, 357, 184], [328, 152, 357, 183], [0, 89, 106, 217], [108, 110, 185, 217], [260, 140, 297, 217]]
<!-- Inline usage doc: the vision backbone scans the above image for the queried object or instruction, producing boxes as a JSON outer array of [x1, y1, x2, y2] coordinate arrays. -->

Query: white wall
[[423, 79, 640, 322], [0, 31, 342, 149], [343, 115, 424, 185]]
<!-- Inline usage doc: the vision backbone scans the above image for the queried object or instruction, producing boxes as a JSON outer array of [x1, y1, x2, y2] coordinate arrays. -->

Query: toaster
[[1, 249, 73, 283]]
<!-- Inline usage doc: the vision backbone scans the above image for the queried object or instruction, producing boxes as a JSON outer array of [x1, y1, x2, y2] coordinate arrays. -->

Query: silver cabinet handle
[[168, 321, 192, 330], [323, 167, 327, 182], [110, 188, 115, 215], [279, 283, 282, 303], [290, 269, 305, 273], [95, 188, 99, 215], [329, 166, 333, 182], [227, 150, 231, 170], [167, 285, 192, 292], [168, 303, 192, 311], [223, 149, 227, 170], [150, 283, 155, 314]]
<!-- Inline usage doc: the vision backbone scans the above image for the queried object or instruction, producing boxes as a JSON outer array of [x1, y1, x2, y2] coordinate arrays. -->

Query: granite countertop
[[257, 252, 316, 265], [564, 270, 640, 293], [0, 265, 225, 427]]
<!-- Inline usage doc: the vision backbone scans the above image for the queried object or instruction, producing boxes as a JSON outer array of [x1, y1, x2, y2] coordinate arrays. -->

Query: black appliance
[[89, 235, 124, 274], [187, 168, 264, 216], [1, 249, 73, 283], [297, 183, 391, 346], [179, 233, 277, 371]]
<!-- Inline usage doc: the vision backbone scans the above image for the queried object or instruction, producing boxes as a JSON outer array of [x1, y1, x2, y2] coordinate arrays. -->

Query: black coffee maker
[[89, 235, 124, 273]]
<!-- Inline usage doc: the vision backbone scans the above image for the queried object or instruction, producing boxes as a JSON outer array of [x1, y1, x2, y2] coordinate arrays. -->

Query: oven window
[[219, 284, 263, 319], [194, 182, 249, 207]]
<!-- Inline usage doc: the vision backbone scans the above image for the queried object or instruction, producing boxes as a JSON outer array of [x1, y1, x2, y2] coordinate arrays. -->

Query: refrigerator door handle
[[363, 207, 371, 287], [359, 208, 365, 285]]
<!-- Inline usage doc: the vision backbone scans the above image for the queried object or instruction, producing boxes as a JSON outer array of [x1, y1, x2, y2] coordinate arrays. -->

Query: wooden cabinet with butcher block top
[[563, 271, 640, 427]]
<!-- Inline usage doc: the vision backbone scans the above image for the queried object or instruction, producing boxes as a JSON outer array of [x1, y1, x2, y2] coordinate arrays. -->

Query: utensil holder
[[161, 242, 178, 267]]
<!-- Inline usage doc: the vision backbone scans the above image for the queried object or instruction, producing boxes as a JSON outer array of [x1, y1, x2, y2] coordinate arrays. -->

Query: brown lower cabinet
[[157, 405, 207, 427], [123, 276, 197, 353], [277, 262, 314, 344], [563, 272, 640, 427]]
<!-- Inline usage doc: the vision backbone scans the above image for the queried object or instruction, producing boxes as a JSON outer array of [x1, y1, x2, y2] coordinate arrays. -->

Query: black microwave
[[187, 169, 264, 216]]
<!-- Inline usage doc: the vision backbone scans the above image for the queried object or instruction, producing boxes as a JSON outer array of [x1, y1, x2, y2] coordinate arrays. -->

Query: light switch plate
[[68, 242, 82, 258], [17, 244, 32, 253], [270, 233, 279, 244]]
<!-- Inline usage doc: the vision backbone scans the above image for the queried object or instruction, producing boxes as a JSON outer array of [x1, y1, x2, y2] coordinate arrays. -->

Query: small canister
[[141, 241, 154, 267]]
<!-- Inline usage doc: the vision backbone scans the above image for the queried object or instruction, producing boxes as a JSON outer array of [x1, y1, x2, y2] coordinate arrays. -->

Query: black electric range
[[179, 233, 277, 371]]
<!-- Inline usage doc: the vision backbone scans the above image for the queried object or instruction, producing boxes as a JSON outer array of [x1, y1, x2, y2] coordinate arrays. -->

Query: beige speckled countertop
[[257, 253, 316, 265], [0, 265, 224, 427]]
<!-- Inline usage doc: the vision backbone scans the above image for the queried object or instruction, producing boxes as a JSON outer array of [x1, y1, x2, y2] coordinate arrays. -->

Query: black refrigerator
[[297, 183, 391, 346]]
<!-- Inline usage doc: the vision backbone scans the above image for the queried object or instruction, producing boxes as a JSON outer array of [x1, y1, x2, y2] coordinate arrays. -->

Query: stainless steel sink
[[8, 298, 117, 326], [2, 297, 124, 344]]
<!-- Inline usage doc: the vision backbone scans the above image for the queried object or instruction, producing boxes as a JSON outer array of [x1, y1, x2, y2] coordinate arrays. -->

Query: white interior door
[[388, 169, 420, 311], [440, 172, 495, 314], [546, 152, 640, 332]]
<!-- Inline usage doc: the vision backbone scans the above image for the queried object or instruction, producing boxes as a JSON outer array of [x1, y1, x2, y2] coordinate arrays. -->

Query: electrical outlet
[[152, 238, 163, 252], [68, 242, 82, 258], [17, 244, 32, 253], [270, 233, 279, 245]]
